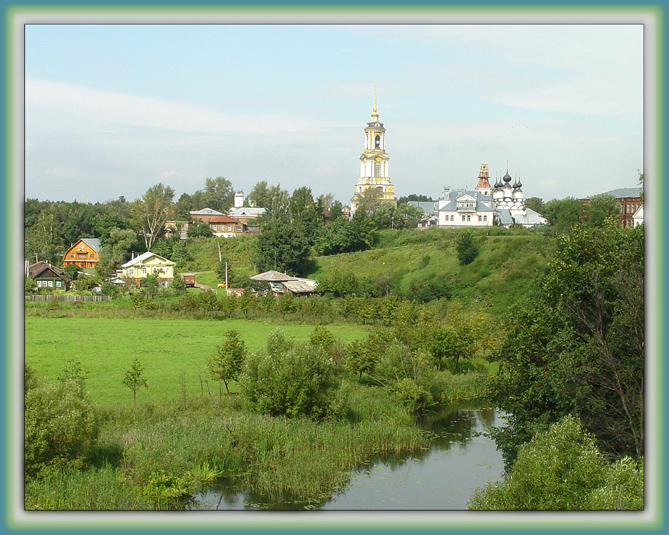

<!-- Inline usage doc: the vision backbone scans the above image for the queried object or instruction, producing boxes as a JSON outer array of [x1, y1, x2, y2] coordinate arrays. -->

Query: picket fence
[[25, 295, 112, 302]]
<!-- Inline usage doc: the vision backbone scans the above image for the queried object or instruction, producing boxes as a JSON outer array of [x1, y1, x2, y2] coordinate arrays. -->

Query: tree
[[131, 183, 175, 251], [469, 416, 643, 510], [525, 197, 544, 214], [187, 219, 213, 238], [122, 358, 148, 406], [100, 227, 137, 268], [199, 176, 234, 212], [206, 330, 247, 397], [542, 196, 584, 232], [247, 180, 272, 208], [456, 230, 478, 265], [239, 329, 338, 419], [24, 206, 62, 264], [254, 216, 312, 276], [25, 363, 99, 481], [583, 194, 619, 227], [488, 221, 644, 464]]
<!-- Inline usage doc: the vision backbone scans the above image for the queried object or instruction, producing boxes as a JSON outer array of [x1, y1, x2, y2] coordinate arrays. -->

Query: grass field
[[25, 316, 369, 407]]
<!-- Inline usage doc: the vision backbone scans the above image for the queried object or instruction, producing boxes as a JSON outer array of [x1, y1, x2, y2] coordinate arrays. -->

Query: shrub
[[468, 415, 644, 510], [239, 329, 338, 420], [25, 371, 100, 481]]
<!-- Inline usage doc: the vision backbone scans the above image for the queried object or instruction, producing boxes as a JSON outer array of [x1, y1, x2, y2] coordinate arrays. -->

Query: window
[[467, 215, 471, 222], [142, 267, 147, 275], [478, 215, 482, 222], [462, 215, 466, 222], [228, 225, 232, 231], [152, 267, 158, 273], [236, 226, 241, 231], [128, 268, 134, 275], [374, 161, 381, 177], [212, 225, 217, 231], [56, 281, 61, 287], [70, 254, 74, 258], [165, 267, 170, 274], [450, 215, 454, 222], [48, 280, 53, 287], [483, 215, 488, 222]]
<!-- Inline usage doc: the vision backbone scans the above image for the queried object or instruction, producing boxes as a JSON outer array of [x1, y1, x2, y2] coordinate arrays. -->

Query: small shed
[[250, 270, 317, 296]]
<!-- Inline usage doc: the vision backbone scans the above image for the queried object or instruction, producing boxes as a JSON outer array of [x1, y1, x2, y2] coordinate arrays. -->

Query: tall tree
[[583, 194, 620, 227], [24, 206, 62, 264], [488, 221, 644, 464], [202, 176, 234, 212], [131, 183, 175, 251], [247, 180, 272, 208]]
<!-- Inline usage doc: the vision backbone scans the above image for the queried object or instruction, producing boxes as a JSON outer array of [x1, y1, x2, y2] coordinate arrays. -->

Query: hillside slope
[[309, 228, 555, 314]]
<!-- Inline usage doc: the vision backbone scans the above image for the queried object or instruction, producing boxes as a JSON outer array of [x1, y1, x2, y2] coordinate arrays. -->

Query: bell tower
[[350, 91, 396, 213]]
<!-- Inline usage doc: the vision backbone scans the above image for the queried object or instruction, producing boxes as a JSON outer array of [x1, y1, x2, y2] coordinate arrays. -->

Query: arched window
[[374, 161, 381, 177], [375, 135, 380, 149]]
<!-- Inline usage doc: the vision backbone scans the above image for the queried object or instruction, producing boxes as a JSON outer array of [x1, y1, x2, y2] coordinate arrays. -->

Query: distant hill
[[309, 227, 555, 314]]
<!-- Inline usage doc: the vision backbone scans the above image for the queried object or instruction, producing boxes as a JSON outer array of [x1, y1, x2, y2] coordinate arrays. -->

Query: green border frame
[[4, 3, 664, 534]]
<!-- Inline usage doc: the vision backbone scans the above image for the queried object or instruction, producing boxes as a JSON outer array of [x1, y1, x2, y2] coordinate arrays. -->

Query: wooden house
[[62, 238, 101, 269], [27, 261, 69, 290], [121, 251, 175, 288], [208, 215, 247, 237]]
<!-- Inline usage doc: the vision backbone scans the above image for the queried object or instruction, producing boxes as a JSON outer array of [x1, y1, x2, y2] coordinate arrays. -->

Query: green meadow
[[25, 315, 369, 407]]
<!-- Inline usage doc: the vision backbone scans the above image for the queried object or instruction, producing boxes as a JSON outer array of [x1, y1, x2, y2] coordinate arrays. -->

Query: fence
[[25, 295, 112, 302]]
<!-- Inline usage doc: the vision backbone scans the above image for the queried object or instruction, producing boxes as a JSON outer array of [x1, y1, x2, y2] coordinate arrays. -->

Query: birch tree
[[131, 183, 175, 251]]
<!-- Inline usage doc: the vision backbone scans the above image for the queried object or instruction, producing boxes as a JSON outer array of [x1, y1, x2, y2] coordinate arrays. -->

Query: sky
[[24, 22, 644, 205]]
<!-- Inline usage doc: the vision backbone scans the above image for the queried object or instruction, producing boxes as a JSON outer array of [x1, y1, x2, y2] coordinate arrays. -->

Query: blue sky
[[24, 22, 644, 205]]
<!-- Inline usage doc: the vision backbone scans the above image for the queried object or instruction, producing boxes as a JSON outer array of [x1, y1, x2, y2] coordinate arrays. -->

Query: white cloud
[[25, 78, 318, 136]]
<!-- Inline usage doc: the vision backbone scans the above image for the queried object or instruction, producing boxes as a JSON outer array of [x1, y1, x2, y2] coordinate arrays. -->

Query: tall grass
[[25, 385, 429, 510]]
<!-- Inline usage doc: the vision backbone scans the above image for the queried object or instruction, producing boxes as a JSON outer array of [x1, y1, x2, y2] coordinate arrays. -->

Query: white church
[[426, 164, 548, 228], [350, 96, 548, 228]]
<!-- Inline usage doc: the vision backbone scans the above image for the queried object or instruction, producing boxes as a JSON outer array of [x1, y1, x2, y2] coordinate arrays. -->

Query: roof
[[229, 207, 266, 217], [408, 201, 437, 214], [511, 208, 549, 226], [497, 209, 514, 226], [80, 238, 100, 252], [121, 251, 175, 268], [585, 187, 642, 200], [282, 280, 316, 294], [250, 270, 298, 282], [208, 215, 240, 224], [190, 208, 223, 216], [28, 261, 67, 280]]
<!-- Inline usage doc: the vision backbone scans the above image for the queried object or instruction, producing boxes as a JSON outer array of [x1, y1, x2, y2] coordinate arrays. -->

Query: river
[[194, 407, 506, 511]]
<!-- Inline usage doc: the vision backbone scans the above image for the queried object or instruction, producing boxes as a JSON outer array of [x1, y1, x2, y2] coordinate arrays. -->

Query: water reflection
[[194, 407, 506, 511]]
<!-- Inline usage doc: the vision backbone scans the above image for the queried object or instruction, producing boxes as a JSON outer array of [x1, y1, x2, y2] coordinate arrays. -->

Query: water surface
[[195, 407, 506, 511]]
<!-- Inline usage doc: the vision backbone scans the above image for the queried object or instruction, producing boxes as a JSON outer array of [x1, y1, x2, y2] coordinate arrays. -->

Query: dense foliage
[[488, 220, 644, 464], [469, 415, 643, 510]]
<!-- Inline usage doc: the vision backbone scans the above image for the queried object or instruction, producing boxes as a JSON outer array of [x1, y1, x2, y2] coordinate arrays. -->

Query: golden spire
[[372, 86, 378, 118]]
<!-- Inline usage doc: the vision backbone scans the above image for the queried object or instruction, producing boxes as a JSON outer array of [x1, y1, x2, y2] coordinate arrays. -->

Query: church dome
[[503, 171, 512, 183]]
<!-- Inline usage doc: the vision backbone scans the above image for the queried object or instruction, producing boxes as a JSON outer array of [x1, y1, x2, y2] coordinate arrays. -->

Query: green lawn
[[25, 316, 368, 407]]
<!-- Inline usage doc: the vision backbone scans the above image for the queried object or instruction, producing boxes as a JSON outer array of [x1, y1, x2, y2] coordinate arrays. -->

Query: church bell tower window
[[375, 135, 380, 149], [374, 160, 381, 178]]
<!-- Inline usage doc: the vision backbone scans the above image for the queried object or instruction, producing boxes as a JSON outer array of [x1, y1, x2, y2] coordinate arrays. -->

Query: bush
[[456, 230, 479, 265], [25, 370, 100, 481], [468, 415, 644, 510], [239, 329, 338, 420]]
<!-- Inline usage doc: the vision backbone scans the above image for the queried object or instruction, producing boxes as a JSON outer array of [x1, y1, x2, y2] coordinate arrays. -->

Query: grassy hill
[[180, 227, 555, 315], [309, 227, 554, 314]]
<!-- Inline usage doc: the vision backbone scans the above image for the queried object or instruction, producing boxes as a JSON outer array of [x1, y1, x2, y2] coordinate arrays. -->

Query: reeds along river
[[194, 407, 507, 511]]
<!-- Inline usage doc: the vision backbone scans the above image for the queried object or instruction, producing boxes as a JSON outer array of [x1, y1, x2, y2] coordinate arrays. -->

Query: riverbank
[[24, 375, 492, 510]]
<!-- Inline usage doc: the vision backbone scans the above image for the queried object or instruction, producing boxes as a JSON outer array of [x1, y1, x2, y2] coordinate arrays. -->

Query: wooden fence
[[25, 295, 112, 302]]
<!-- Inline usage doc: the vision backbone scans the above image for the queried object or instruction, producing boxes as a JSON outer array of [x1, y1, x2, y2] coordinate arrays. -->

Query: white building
[[413, 164, 548, 228]]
